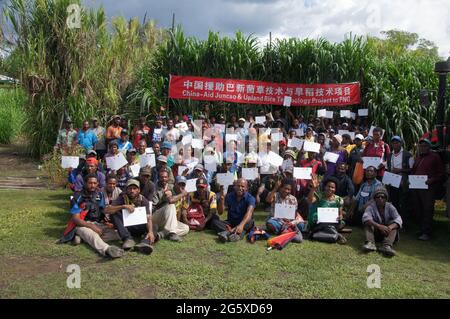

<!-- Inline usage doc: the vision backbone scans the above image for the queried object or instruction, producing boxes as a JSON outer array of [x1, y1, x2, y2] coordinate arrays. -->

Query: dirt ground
[[0, 143, 46, 189]]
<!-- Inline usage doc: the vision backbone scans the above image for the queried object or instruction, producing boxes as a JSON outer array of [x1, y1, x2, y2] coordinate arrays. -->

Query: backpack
[[186, 203, 206, 230]]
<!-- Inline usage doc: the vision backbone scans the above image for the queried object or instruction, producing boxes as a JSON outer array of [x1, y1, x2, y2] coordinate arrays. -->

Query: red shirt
[[411, 152, 445, 187], [362, 140, 390, 177]]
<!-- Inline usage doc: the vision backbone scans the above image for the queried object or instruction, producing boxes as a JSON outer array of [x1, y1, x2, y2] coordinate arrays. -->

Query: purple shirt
[[325, 150, 346, 177]]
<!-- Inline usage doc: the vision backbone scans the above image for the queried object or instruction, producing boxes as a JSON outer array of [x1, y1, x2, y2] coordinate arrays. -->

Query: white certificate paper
[[293, 167, 312, 180], [409, 175, 428, 189], [216, 173, 234, 187], [382, 171, 402, 188], [122, 206, 148, 227], [185, 178, 198, 193], [267, 151, 283, 167], [283, 96, 292, 107], [129, 164, 141, 177], [242, 168, 259, 180], [61, 156, 79, 169], [288, 137, 303, 150], [191, 139, 204, 149], [106, 153, 128, 171], [358, 109, 369, 116], [255, 116, 266, 125], [140, 153, 156, 168], [274, 203, 296, 220], [317, 109, 327, 118], [317, 207, 339, 223], [323, 152, 340, 164], [303, 141, 321, 153]]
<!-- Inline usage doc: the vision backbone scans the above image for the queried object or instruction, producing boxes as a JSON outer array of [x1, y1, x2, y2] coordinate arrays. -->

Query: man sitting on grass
[[60, 174, 124, 259], [362, 187, 402, 257], [151, 169, 190, 241], [216, 179, 256, 242], [104, 179, 155, 255]]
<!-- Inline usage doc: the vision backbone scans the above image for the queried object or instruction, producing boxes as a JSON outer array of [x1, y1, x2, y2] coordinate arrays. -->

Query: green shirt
[[308, 192, 343, 225]]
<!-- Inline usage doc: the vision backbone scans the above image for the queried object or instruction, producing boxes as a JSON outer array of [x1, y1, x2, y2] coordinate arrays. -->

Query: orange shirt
[[106, 125, 122, 140]]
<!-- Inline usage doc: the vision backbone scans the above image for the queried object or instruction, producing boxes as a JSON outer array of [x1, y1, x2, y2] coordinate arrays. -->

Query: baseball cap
[[334, 134, 343, 144], [196, 177, 208, 188], [161, 141, 172, 150], [112, 115, 121, 120], [126, 179, 140, 188], [157, 155, 167, 163], [419, 138, 432, 145], [139, 166, 152, 176], [120, 129, 128, 135], [127, 148, 137, 154], [238, 118, 246, 122], [91, 117, 98, 122], [391, 136, 402, 143], [86, 149, 97, 156], [355, 134, 364, 140], [176, 176, 187, 185]]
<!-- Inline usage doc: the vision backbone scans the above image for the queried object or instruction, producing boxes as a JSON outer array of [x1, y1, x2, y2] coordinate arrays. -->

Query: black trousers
[[411, 189, 435, 236], [388, 185, 410, 226], [111, 212, 148, 241], [206, 214, 254, 235]]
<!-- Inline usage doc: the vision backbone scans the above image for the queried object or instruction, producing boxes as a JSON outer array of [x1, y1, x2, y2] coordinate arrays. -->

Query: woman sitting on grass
[[306, 174, 347, 244]]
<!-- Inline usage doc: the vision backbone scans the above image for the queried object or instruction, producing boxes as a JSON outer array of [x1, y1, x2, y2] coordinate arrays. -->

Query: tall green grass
[[0, 87, 26, 144]]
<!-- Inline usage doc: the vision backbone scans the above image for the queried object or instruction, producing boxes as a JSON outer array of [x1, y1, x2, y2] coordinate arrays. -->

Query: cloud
[[83, 0, 450, 58]]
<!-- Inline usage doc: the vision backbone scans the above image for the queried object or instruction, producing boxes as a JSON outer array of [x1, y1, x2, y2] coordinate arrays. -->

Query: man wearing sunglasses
[[362, 187, 402, 257]]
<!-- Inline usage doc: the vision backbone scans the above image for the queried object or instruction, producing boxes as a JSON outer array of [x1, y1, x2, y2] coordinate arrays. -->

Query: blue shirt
[[225, 191, 256, 226], [78, 129, 98, 151], [355, 179, 382, 211], [116, 139, 132, 154]]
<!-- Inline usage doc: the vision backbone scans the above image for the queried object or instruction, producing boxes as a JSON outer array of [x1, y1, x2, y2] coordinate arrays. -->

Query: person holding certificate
[[307, 174, 347, 244], [105, 179, 155, 254], [410, 138, 445, 241], [265, 178, 305, 235], [385, 136, 413, 227]]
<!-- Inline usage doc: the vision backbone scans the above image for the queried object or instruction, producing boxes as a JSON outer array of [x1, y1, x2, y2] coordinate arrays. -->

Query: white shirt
[[391, 148, 414, 170]]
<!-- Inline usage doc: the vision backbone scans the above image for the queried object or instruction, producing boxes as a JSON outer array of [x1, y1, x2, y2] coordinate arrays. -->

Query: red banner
[[169, 75, 360, 107]]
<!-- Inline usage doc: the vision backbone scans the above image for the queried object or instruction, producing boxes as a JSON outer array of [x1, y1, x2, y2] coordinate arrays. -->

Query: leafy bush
[[0, 88, 26, 144]]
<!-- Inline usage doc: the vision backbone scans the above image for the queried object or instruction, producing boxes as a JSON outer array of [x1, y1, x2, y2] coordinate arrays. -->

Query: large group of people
[[56, 108, 446, 259]]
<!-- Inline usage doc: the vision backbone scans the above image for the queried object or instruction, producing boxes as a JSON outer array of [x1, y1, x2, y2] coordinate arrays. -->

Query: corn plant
[[1, 0, 164, 157]]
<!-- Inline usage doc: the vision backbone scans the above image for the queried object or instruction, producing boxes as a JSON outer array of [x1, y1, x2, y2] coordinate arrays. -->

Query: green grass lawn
[[0, 188, 449, 299]]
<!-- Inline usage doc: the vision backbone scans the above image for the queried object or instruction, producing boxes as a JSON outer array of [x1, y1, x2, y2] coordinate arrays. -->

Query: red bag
[[186, 203, 206, 230]]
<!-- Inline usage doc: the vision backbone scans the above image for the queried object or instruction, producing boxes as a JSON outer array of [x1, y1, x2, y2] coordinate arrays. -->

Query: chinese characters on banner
[[169, 75, 361, 107]]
